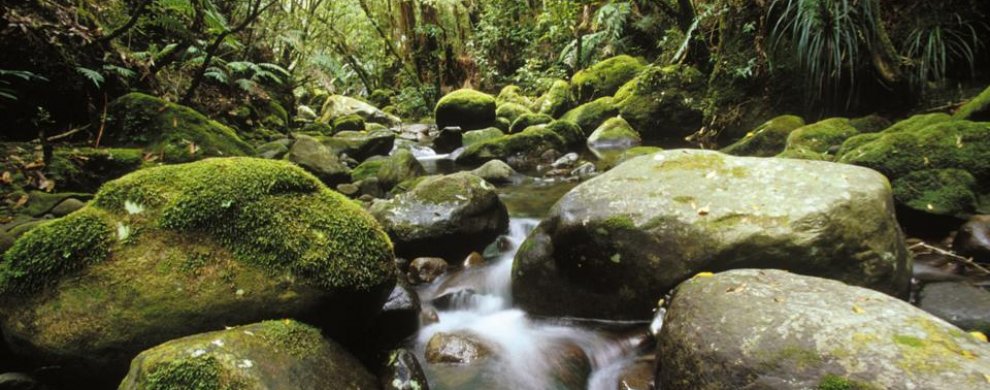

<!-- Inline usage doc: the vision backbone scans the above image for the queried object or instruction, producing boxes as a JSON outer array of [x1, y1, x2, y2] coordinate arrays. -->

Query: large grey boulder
[[658, 269, 990, 390], [321, 95, 400, 126], [371, 172, 509, 261], [513, 149, 910, 320], [119, 320, 377, 390], [285, 134, 351, 185]]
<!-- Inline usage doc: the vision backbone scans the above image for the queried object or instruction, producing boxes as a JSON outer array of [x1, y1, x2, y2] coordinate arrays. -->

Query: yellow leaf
[[971, 331, 988, 343], [926, 204, 934, 211], [852, 305, 865, 314], [694, 272, 714, 278]]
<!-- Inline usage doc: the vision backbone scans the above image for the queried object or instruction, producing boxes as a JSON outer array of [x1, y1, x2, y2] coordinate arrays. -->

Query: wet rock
[[617, 356, 654, 390], [0, 373, 46, 390], [613, 65, 704, 142], [371, 172, 509, 261], [321, 129, 396, 161], [336, 183, 360, 196], [409, 257, 448, 284], [119, 320, 378, 390], [373, 280, 422, 346], [425, 332, 493, 364], [358, 177, 386, 199], [50, 198, 85, 217], [548, 342, 592, 390], [570, 162, 596, 178], [382, 349, 431, 390], [514, 149, 910, 320], [435, 90, 497, 131], [552, 152, 580, 168], [395, 258, 411, 273], [433, 127, 463, 154], [953, 215, 990, 262], [463, 252, 486, 268], [321, 94, 401, 126], [587, 117, 641, 149], [470, 160, 516, 184], [0, 158, 395, 383], [456, 126, 567, 170], [432, 288, 478, 310], [918, 281, 990, 333], [286, 134, 351, 185], [421, 308, 440, 326], [534, 79, 573, 118], [721, 115, 806, 157], [257, 138, 292, 159], [351, 149, 425, 193], [658, 269, 990, 390]]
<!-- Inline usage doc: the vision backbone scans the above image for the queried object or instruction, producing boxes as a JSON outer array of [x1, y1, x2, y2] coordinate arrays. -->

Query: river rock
[[470, 160, 516, 184], [435, 90, 496, 131], [616, 356, 654, 390], [382, 349, 430, 390], [321, 129, 396, 162], [0, 373, 45, 390], [433, 127, 463, 154], [257, 138, 292, 159], [286, 134, 351, 185], [721, 115, 806, 157], [371, 172, 509, 261], [119, 320, 378, 390], [571, 55, 646, 103], [513, 149, 910, 320], [587, 117, 641, 148], [0, 158, 395, 383], [409, 257, 448, 284], [953, 215, 990, 262], [918, 281, 990, 333], [658, 269, 990, 390], [49, 198, 85, 217], [462, 128, 504, 147], [321, 94, 400, 126], [351, 149, 426, 193], [425, 332, 493, 364], [369, 280, 422, 349]]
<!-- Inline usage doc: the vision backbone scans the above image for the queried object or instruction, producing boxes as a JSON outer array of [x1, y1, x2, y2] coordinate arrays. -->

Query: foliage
[[0, 70, 48, 102], [902, 12, 985, 91]]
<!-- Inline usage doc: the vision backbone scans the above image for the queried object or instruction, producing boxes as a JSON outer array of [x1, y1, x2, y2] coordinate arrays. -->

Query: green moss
[[19, 191, 91, 217], [510, 113, 553, 134], [352, 149, 425, 191], [849, 114, 891, 134], [435, 89, 497, 130], [757, 345, 823, 372], [0, 207, 114, 295], [370, 89, 396, 108], [332, 114, 365, 132], [559, 97, 619, 136], [258, 319, 324, 357], [496, 85, 533, 107], [407, 172, 488, 204], [721, 115, 805, 157], [463, 128, 505, 147], [350, 159, 385, 182], [588, 117, 641, 146], [817, 374, 873, 390], [496, 102, 532, 124], [144, 355, 226, 390], [299, 122, 334, 135], [893, 335, 925, 348], [105, 93, 255, 163], [613, 64, 705, 141], [954, 85, 990, 121], [47, 147, 146, 192], [780, 118, 858, 159], [571, 55, 646, 103], [891, 169, 977, 216], [494, 117, 511, 132], [534, 80, 572, 118], [601, 215, 637, 231], [457, 126, 566, 166], [545, 120, 584, 146], [82, 158, 395, 292]]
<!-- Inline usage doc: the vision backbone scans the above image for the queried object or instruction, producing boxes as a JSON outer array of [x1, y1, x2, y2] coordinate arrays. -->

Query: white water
[[413, 219, 646, 390]]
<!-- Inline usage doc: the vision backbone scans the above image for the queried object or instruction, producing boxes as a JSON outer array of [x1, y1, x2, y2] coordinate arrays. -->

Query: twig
[[910, 242, 990, 275], [95, 92, 108, 147]]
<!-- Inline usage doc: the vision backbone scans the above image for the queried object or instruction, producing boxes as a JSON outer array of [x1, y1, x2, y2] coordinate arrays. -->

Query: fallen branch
[[909, 242, 990, 275]]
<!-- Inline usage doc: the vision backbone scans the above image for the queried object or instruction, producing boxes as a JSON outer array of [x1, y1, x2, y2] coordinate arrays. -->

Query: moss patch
[[144, 355, 227, 390], [46, 147, 146, 193], [721, 115, 805, 157], [613, 64, 706, 141], [332, 114, 365, 132], [509, 113, 553, 134], [954, 85, 990, 121], [571, 55, 646, 103], [559, 97, 619, 136], [435, 89, 497, 131], [892, 169, 978, 216], [495, 102, 532, 124]]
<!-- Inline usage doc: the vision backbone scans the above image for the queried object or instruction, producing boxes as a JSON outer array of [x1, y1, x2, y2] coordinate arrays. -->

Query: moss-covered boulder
[[587, 117, 641, 148], [332, 114, 366, 132], [721, 115, 805, 157], [509, 113, 553, 134], [119, 320, 377, 390], [513, 150, 910, 320], [777, 118, 859, 161], [319, 129, 396, 161], [285, 134, 351, 185], [570, 55, 646, 103], [850, 114, 892, 133], [46, 147, 146, 193], [495, 85, 533, 108], [559, 97, 619, 136], [495, 102, 533, 125], [658, 269, 990, 390], [0, 158, 395, 382], [456, 126, 567, 169], [595, 146, 664, 171], [613, 65, 705, 143], [370, 172, 508, 261], [533, 80, 572, 118], [435, 89, 497, 131], [838, 119, 990, 218], [105, 93, 255, 162], [321, 95, 400, 126], [463, 128, 505, 147], [954, 85, 990, 121], [350, 149, 425, 193]]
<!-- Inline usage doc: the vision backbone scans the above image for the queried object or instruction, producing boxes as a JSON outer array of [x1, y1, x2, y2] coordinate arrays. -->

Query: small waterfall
[[414, 218, 648, 390]]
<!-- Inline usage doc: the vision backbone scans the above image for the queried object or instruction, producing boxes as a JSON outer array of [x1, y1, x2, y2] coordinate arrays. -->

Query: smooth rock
[[381, 349, 431, 390], [953, 215, 990, 262], [409, 257, 448, 284], [470, 160, 516, 184], [425, 332, 493, 364], [918, 281, 990, 333], [49, 198, 85, 217], [286, 134, 351, 185]]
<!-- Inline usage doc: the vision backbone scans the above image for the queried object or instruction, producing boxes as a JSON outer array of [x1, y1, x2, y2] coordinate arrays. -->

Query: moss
[[559, 97, 619, 136], [257, 319, 324, 357], [105, 93, 255, 162], [456, 126, 566, 166], [435, 89, 497, 130], [545, 120, 584, 146], [721, 115, 805, 157], [780, 118, 858, 159], [352, 149, 425, 191], [878, 113, 951, 134], [463, 128, 505, 147], [509, 113, 553, 134], [110, 159, 390, 290], [817, 374, 873, 390], [601, 215, 637, 231], [494, 117, 511, 132], [47, 147, 146, 193], [144, 355, 226, 390], [534, 80, 572, 118], [19, 191, 91, 217], [299, 122, 334, 135], [406, 172, 489, 205], [571, 55, 646, 103], [588, 117, 641, 146], [350, 159, 385, 183], [0, 207, 114, 295], [495, 102, 532, 124], [613, 64, 706, 141], [332, 114, 365, 132], [370, 89, 396, 108], [893, 335, 925, 348], [496, 85, 533, 107], [891, 169, 977, 216], [849, 114, 891, 134], [954, 85, 990, 121]]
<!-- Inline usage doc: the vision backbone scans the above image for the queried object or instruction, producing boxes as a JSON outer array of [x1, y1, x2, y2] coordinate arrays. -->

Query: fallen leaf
[[971, 331, 988, 343], [694, 272, 714, 278], [852, 305, 865, 314], [13, 194, 28, 209], [0, 171, 11, 184], [698, 205, 710, 216]]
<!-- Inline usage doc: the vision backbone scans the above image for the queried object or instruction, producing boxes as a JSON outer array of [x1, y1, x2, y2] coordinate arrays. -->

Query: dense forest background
[[2, 0, 988, 144]]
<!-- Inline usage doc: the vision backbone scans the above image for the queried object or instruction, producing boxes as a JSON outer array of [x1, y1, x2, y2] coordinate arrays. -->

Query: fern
[[76, 66, 106, 88], [0, 69, 47, 102], [103, 64, 136, 79], [204, 66, 229, 84]]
